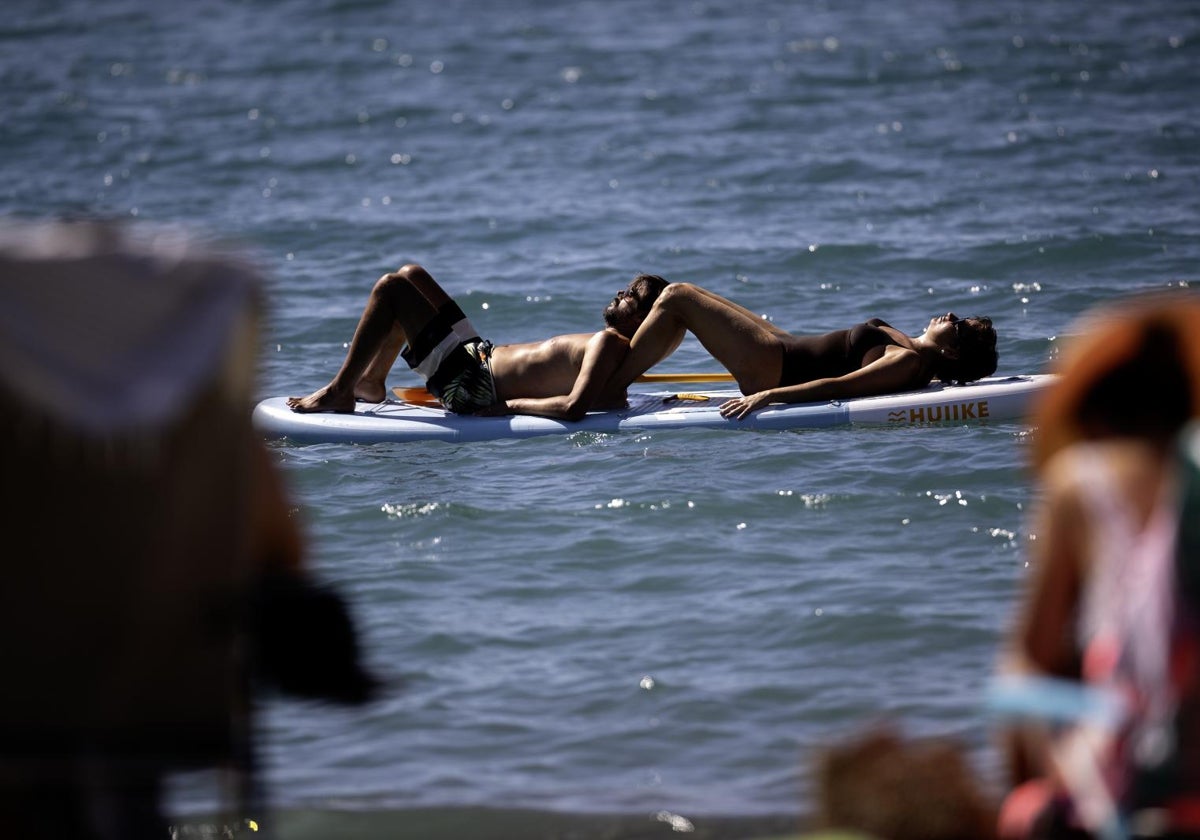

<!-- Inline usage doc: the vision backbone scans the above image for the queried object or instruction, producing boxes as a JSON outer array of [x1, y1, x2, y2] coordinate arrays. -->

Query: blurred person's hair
[[1031, 291, 1200, 471]]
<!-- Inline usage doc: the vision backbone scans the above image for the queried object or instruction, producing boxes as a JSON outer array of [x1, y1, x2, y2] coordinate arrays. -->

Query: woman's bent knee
[[657, 282, 699, 309]]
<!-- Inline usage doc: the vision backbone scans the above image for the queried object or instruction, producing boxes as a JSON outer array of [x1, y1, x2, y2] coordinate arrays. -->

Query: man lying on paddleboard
[[288, 264, 669, 421]]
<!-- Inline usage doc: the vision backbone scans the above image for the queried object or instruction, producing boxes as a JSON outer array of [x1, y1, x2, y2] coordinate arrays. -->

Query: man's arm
[[495, 330, 630, 421]]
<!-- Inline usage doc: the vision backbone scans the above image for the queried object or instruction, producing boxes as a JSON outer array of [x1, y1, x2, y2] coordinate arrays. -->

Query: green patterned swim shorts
[[400, 301, 498, 414], [429, 340, 498, 414]]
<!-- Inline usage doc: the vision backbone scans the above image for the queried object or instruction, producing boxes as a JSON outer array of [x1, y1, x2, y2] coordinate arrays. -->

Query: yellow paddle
[[390, 372, 735, 406], [634, 372, 735, 384]]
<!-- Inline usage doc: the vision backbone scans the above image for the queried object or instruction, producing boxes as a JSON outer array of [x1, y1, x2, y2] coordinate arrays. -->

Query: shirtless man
[[607, 282, 998, 418], [288, 264, 670, 421]]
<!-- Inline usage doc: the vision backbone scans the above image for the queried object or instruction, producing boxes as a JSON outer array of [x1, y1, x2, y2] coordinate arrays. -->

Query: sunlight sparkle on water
[[381, 501, 444, 518]]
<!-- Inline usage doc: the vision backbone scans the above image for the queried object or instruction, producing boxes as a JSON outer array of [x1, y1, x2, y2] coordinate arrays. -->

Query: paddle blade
[[391, 387, 442, 407]]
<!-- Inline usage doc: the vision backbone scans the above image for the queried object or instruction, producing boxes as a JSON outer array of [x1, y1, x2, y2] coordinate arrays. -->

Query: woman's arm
[[718, 345, 926, 419]]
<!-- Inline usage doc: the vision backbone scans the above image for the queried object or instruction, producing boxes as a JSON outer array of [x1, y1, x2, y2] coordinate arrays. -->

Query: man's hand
[[471, 401, 513, 417]]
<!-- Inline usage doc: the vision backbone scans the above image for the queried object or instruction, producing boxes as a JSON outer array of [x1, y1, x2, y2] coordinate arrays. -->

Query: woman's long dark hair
[[936, 316, 998, 385]]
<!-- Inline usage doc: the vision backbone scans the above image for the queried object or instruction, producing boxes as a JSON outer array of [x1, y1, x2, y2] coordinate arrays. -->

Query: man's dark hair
[[632, 273, 669, 314], [937, 316, 998, 385]]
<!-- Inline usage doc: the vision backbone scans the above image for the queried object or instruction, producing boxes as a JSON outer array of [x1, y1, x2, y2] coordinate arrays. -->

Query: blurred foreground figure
[[0, 220, 376, 839], [995, 293, 1200, 840], [811, 726, 997, 840]]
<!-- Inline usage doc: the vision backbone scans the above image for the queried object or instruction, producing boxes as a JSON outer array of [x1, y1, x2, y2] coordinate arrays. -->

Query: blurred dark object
[[251, 570, 381, 705], [814, 726, 998, 840]]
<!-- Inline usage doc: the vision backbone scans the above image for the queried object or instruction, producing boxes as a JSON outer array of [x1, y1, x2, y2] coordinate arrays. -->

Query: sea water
[[3, 0, 1198, 836]]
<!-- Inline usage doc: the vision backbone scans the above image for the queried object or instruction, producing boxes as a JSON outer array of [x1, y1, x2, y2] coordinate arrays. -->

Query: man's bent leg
[[289, 265, 446, 412], [355, 323, 406, 402], [357, 264, 462, 400]]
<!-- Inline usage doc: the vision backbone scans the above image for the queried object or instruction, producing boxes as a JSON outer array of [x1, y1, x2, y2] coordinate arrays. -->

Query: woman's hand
[[719, 391, 772, 420]]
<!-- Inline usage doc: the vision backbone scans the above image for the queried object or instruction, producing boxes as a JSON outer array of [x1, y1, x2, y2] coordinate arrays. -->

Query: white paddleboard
[[253, 375, 1052, 445]]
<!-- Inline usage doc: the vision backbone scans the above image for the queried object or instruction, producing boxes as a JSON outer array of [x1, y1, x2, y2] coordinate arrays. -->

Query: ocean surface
[[4, 0, 1199, 836]]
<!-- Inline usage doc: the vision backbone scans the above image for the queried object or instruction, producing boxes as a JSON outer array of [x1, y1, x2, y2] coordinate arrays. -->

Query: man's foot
[[353, 380, 388, 403], [287, 384, 357, 413]]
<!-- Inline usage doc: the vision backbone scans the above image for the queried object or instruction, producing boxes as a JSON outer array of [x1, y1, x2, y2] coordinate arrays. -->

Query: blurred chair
[[0, 220, 374, 839]]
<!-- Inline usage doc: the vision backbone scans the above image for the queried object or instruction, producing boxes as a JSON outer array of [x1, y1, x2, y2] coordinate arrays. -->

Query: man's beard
[[602, 303, 621, 330]]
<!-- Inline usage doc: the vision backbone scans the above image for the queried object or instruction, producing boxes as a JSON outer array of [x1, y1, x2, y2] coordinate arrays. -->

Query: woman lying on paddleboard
[[608, 283, 998, 419]]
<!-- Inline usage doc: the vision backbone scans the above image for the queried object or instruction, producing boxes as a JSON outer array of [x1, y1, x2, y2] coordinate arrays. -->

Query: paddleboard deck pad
[[253, 375, 1051, 445]]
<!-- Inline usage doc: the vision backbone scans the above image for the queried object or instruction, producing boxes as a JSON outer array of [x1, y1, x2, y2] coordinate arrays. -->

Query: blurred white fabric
[[0, 219, 260, 434]]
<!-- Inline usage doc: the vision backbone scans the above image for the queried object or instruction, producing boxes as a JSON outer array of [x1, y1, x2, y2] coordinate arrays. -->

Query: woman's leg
[[612, 283, 785, 393]]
